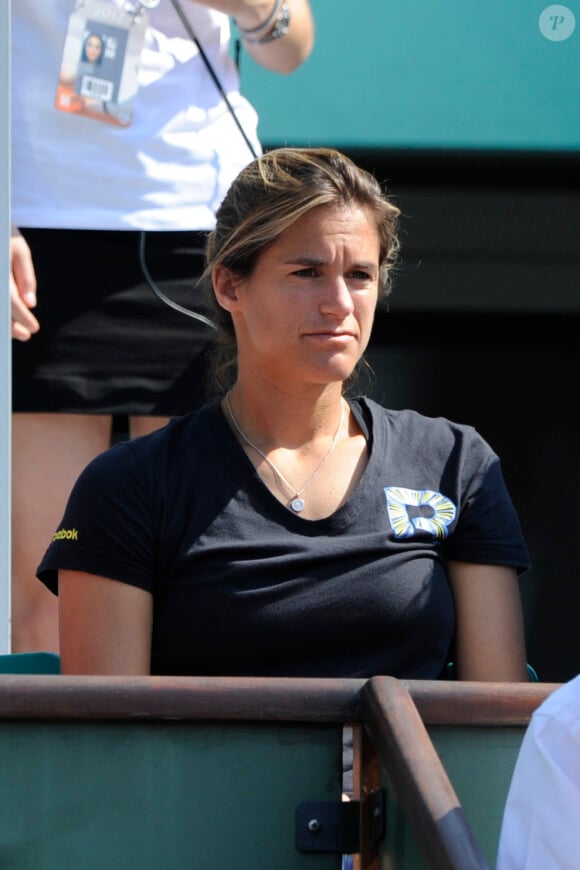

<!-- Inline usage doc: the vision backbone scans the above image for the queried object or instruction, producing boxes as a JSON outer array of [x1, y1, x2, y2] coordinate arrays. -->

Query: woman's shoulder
[[354, 397, 498, 477], [356, 396, 482, 439], [81, 403, 224, 480], [132, 402, 223, 451]]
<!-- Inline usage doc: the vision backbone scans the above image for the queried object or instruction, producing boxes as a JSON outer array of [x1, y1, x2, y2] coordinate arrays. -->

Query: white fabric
[[11, 0, 261, 230], [496, 674, 580, 869]]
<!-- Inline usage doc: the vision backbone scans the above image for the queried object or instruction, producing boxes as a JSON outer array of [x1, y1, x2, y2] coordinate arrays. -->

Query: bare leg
[[128, 416, 171, 438], [11, 413, 112, 653]]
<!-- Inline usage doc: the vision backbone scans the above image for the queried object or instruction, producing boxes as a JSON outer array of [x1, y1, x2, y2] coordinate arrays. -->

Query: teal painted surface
[[237, 1, 580, 151], [379, 725, 525, 868], [0, 652, 61, 673], [0, 721, 342, 869]]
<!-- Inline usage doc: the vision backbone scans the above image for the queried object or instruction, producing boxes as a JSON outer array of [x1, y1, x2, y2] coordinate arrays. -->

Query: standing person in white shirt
[[9, 0, 314, 654], [496, 674, 580, 869]]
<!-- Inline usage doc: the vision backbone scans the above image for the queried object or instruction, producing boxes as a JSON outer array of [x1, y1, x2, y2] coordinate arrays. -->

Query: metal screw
[[307, 819, 321, 833]]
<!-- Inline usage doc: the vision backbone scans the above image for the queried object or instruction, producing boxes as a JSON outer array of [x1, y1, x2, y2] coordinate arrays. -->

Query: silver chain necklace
[[225, 392, 345, 513]]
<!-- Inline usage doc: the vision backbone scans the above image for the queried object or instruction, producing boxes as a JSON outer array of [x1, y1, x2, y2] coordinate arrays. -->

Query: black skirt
[[13, 229, 216, 416]]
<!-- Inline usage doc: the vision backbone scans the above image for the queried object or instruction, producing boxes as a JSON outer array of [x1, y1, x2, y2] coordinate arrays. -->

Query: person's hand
[[193, 1, 314, 74], [10, 229, 39, 341]]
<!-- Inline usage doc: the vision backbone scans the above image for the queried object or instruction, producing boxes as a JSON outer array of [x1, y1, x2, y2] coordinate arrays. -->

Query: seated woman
[[37, 147, 530, 680]]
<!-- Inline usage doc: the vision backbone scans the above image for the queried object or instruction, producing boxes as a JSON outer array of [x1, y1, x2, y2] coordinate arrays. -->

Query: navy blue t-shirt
[[38, 398, 529, 677]]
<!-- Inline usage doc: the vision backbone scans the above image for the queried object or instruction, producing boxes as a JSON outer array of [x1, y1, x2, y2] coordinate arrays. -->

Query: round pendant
[[291, 497, 305, 513]]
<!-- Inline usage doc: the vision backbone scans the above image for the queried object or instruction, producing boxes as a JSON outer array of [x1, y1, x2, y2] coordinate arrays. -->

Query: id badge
[[55, 0, 156, 127]]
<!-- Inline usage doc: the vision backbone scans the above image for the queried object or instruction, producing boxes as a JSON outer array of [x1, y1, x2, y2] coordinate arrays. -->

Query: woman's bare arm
[[58, 570, 153, 675], [447, 561, 529, 681]]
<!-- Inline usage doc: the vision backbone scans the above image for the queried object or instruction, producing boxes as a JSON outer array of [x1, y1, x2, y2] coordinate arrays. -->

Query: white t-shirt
[[496, 675, 580, 869], [11, 0, 261, 230]]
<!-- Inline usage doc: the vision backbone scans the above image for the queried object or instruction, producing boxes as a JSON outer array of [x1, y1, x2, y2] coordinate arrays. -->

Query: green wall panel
[[0, 721, 342, 870], [237, 1, 580, 151]]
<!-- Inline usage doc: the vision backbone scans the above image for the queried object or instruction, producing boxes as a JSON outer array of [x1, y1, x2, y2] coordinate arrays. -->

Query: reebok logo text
[[52, 528, 78, 542]]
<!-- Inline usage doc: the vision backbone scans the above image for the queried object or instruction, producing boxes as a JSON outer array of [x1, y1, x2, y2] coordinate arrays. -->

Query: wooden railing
[[0, 675, 558, 869], [358, 679, 556, 869]]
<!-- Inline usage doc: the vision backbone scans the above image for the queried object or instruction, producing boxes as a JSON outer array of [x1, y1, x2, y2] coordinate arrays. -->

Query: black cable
[[169, 0, 259, 160], [138, 231, 217, 328], [139, 1, 259, 324]]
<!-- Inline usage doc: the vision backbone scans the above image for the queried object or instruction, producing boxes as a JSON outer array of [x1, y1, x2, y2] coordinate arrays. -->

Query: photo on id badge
[[55, 2, 144, 127]]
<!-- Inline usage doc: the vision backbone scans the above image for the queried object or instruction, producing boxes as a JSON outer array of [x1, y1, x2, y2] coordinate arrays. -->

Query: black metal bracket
[[295, 788, 385, 855]]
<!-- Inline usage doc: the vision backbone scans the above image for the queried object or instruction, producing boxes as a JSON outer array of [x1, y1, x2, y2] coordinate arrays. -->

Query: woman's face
[[85, 35, 103, 64], [217, 203, 381, 388]]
